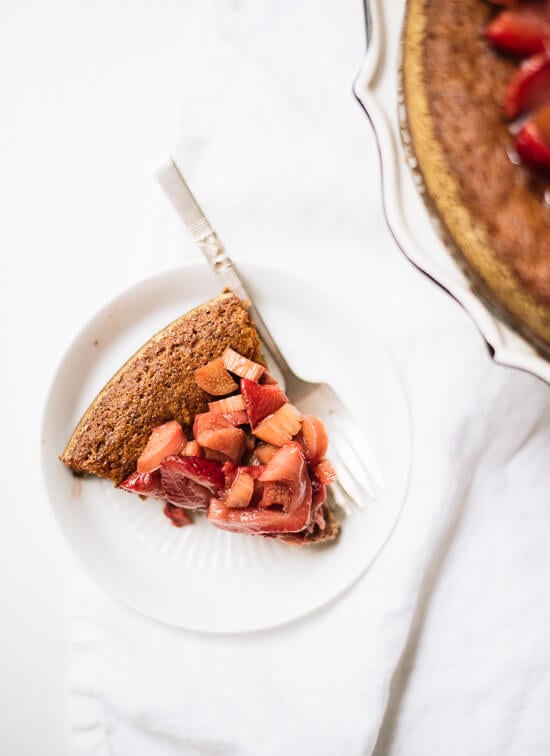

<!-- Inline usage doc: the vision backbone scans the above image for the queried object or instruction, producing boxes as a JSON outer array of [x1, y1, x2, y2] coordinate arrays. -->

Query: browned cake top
[[423, 0, 550, 301], [403, 0, 550, 349], [61, 294, 265, 484]]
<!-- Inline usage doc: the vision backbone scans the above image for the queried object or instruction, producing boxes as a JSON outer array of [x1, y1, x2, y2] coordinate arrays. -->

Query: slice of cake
[[61, 293, 340, 546]]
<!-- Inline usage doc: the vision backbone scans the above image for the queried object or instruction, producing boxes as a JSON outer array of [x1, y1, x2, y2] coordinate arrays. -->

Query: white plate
[[354, 0, 550, 385], [41, 263, 411, 633]]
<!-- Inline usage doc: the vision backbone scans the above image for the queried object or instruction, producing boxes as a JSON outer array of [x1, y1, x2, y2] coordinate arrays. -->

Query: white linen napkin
[[70, 1, 550, 754]]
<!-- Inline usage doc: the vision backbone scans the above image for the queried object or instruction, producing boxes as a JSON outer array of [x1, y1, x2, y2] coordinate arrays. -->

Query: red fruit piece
[[485, 4, 550, 57], [194, 358, 238, 396], [163, 503, 193, 528], [120, 469, 164, 498], [504, 53, 550, 119], [224, 469, 255, 508], [240, 377, 288, 427], [137, 420, 185, 473], [160, 455, 224, 509], [208, 394, 245, 414], [515, 104, 550, 170], [301, 415, 329, 465], [312, 458, 337, 484], [253, 403, 302, 446], [222, 347, 265, 382]]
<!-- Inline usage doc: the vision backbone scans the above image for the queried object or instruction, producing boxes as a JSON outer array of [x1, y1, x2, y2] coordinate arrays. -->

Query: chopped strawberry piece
[[300, 415, 329, 465], [252, 403, 302, 446], [224, 469, 255, 508], [183, 440, 202, 457], [254, 443, 278, 465], [485, 4, 550, 57], [194, 358, 238, 396], [160, 455, 224, 509], [312, 458, 337, 484], [137, 420, 185, 473], [163, 503, 193, 528], [198, 427, 246, 464], [515, 105, 550, 170], [240, 377, 288, 427], [222, 347, 264, 382], [504, 52, 550, 119], [119, 469, 164, 498], [223, 410, 250, 427], [208, 394, 245, 414]]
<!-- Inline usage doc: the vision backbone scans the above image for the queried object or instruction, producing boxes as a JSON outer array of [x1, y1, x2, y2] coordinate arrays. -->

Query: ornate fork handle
[[156, 159, 293, 380]]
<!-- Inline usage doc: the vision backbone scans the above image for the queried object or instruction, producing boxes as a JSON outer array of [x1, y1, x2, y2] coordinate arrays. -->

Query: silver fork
[[156, 158, 383, 511]]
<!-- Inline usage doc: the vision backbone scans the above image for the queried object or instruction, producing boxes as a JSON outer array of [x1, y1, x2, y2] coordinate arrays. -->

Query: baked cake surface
[[61, 293, 265, 484], [402, 0, 550, 352]]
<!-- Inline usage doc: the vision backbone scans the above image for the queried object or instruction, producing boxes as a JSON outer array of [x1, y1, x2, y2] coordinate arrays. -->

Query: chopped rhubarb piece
[[199, 427, 246, 464], [301, 415, 329, 465], [504, 52, 550, 120], [182, 440, 201, 456], [485, 4, 550, 57], [254, 443, 278, 465], [208, 394, 245, 414], [223, 410, 250, 427], [252, 403, 302, 446], [240, 377, 288, 427], [120, 470, 164, 499], [194, 358, 238, 396], [160, 455, 224, 509], [163, 503, 193, 528], [193, 411, 233, 439], [136, 420, 185, 473], [258, 442, 311, 513], [516, 106, 550, 170], [312, 458, 337, 484], [222, 461, 238, 487], [222, 347, 264, 382], [224, 469, 255, 508]]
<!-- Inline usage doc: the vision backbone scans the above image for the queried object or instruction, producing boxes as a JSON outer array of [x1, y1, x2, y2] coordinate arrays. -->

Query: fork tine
[[328, 412, 383, 495], [331, 482, 353, 516], [329, 444, 367, 508]]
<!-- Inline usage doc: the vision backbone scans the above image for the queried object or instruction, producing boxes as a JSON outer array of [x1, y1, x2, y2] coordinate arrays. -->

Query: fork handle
[[156, 158, 292, 377]]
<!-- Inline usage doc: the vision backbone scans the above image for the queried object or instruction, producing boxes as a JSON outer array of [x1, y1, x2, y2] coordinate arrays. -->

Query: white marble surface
[[3, 1, 550, 754]]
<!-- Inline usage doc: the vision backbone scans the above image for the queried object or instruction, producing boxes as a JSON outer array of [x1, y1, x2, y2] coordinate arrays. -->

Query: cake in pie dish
[[402, 0, 550, 355], [61, 293, 340, 546]]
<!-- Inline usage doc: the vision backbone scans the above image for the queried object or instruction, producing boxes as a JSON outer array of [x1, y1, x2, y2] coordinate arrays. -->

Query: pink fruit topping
[[312, 458, 337, 484], [240, 377, 288, 427], [160, 455, 224, 509], [120, 469, 164, 498], [253, 403, 302, 446], [224, 469, 255, 508], [301, 415, 329, 465], [208, 395, 245, 414], [194, 358, 238, 396], [516, 104, 550, 170], [222, 347, 265, 382], [254, 443, 278, 465], [223, 410, 250, 427], [136, 420, 185, 473], [504, 52, 550, 120]]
